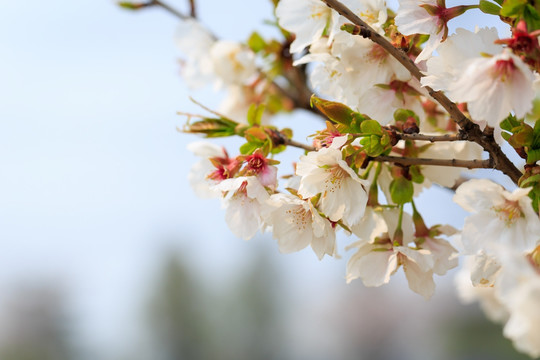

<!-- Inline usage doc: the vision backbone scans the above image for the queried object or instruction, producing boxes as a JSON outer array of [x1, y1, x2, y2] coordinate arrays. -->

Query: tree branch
[[319, 0, 523, 184], [150, 0, 188, 19], [371, 156, 492, 169], [284, 138, 316, 152], [394, 132, 463, 142], [280, 136, 490, 169], [188, 0, 196, 18]]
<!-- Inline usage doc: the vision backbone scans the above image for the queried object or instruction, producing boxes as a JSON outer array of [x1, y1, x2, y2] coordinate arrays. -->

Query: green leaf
[[527, 148, 540, 164], [524, 4, 540, 29], [360, 136, 385, 157], [360, 120, 383, 136], [508, 123, 533, 147], [500, 114, 520, 132], [393, 109, 419, 123], [409, 165, 424, 184], [246, 104, 265, 126], [244, 127, 268, 142], [520, 173, 540, 188], [500, 0, 527, 17], [184, 117, 238, 137], [239, 142, 260, 155], [247, 32, 266, 53], [310, 95, 365, 127], [390, 177, 414, 204], [479, 0, 502, 15], [118, 2, 145, 10]]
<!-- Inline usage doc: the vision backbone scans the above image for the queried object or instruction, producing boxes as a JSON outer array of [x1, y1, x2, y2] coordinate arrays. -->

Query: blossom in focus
[[395, 0, 445, 62], [346, 208, 436, 299], [241, 150, 278, 190], [265, 193, 337, 259], [296, 146, 369, 226], [447, 50, 535, 127], [275, 0, 338, 54], [395, 0, 473, 62], [340, 0, 388, 32]]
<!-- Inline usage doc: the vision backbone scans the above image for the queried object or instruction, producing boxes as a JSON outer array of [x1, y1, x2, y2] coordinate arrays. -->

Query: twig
[[284, 138, 316, 152], [188, 0, 196, 18], [395, 132, 462, 142], [281, 137, 489, 169], [319, 0, 522, 184], [371, 156, 492, 169], [151, 0, 188, 19]]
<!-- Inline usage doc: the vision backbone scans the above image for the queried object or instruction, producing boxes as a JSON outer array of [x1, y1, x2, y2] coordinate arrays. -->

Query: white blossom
[[275, 0, 338, 54], [296, 146, 369, 225], [187, 141, 228, 199], [209, 40, 257, 88], [346, 208, 436, 299], [448, 50, 535, 127], [422, 28, 535, 128], [455, 256, 509, 324], [495, 248, 540, 358], [453, 179, 540, 256], [265, 193, 337, 259], [395, 0, 444, 62], [175, 19, 215, 89], [215, 176, 270, 240]]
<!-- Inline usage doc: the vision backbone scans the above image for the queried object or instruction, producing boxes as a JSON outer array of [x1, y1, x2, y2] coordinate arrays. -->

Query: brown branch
[[149, 0, 188, 19], [277, 132, 490, 170], [284, 139, 316, 152], [188, 0, 196, 18], [279, 136, 490, 169], [395, 132, 462, 142], [319, 0, 522, 184], [371, 156, 492, 169]]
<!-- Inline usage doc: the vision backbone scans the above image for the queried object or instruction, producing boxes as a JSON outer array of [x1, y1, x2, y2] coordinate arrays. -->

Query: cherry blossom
[[215, 176, 270, 240], [187, 141, 234, 199], [265, 193, 337, 259], [346, 208, 437, 299], [453, 179, 540, 256], [422, 27, 535, 128], [296, 146, 369, 226], [275, 0, 338, 54]]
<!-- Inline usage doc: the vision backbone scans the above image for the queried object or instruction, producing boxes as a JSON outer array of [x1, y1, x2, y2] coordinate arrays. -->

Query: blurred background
[[0, 1, 531, 359]]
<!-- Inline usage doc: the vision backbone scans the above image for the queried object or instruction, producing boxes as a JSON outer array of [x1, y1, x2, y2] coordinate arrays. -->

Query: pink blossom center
[[368, 44, 387, 63], [492, 59, 516, 82], [246, 153, 267, 174]]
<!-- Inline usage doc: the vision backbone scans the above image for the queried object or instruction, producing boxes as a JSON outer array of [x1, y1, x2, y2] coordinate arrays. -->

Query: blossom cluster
[[121, 0, 540, 357]]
